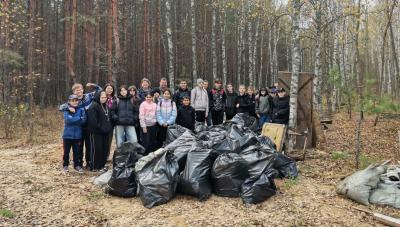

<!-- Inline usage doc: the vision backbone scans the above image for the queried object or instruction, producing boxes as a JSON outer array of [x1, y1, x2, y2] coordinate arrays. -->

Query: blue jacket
[[63, 106, 87, 139], [156, 98, 177, 125]]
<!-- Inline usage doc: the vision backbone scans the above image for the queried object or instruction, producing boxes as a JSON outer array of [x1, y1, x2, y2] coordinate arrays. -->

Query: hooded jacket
[[110, 95, 139, 126], [87, 91, 113, 134], [209, 88, 227, 111], [271, 95, 290, 124], [225, 91, 238, 116], [139, 101, 157, 127], [190, 86, 209, 113], [63, 105, 87, 139]]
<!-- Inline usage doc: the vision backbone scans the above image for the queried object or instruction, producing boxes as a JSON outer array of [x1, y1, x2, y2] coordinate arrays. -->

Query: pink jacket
[[139, 101, 157, 127]]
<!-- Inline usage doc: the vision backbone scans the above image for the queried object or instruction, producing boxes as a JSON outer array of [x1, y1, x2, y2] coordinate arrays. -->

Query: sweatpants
[[141, 125, 158, 155], [63, 139, 82, 167], [211, 110, 224, 125], [88, 133, 110, 171], [195, 111, 206, 123]]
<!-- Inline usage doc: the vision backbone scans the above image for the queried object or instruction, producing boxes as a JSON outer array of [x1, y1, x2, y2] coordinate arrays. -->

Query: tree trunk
[[165, 0, 174, 86], [221, 9, 227, 87], [288, 0, 301, 152], [237, 2, 245, 86], [94, 1, 100, 84], [211, 8, 217, 80], [190, 0, 198, 84], [27, 0, 36, 142], [248, 19, 254, 87], [142, 0, 150, 80], [313, 0, 323, 116], [155, 0, 162, 79], [111, 0, 120, 85], [106, 0, 113, 82], [354, 0, 362, 169], [84, 0, 94, 83], [68, 0, 77, 84]]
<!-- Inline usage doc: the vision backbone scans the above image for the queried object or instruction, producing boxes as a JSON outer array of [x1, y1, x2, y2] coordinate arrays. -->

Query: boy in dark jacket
[[271, 88, 290, 124], [225, 83, 238, 120], [62, 95, 87, 174], [176, 96, 196, 131], [209, 79, 226, 125], [173, 79, 191, 109], [236, 84, 251, 114]]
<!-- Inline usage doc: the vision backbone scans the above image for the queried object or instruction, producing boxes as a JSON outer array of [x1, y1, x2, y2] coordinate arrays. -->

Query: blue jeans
[[115, 125, 138, 148], [259, 114, 271, 127]]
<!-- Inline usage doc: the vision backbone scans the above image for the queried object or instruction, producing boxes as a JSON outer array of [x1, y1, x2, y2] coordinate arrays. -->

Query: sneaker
[[74, 166, 84, 174], [62, 166, 68, 174]]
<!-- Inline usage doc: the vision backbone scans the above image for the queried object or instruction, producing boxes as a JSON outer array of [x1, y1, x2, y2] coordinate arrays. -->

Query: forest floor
[[0, 110, 399, 226]]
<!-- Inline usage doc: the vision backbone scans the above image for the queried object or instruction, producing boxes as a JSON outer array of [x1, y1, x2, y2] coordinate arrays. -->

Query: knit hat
[[197, 78, 204, 84]]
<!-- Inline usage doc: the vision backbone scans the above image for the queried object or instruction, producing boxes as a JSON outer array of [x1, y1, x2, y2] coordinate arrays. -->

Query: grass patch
[[283, 176, 299, 190], [86, 191, 108, 202], [0, 208, 15, 218], [359, 154, 381, 169], [331, 151, 350, 160]]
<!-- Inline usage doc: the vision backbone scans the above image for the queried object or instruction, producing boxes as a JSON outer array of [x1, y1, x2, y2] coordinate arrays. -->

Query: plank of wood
[[261, 123, 286, 152], [373, 213, 400, 227]]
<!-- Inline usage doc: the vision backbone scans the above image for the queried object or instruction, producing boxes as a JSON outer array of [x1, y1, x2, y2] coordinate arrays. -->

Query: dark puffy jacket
[[87, 91, 113, 134], [176, 105, 196, 131], [210, 88, 227, 111], [272, 95, 290, 124], [63, 106, 87, 139], [110, 95, 139, 126], [225, 92, 238, 116], [173, 88, 191, 108], [236, 94, 251, 114], [138, 87, 152, 103]]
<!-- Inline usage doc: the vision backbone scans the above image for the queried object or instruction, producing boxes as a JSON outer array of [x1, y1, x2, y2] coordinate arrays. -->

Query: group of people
[[60, 77, 290, 174]]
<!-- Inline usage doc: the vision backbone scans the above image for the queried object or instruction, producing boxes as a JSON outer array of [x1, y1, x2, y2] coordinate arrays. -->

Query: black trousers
[[88, 133, 110, 170], [63, 139, 82, 167], [157, 125, 168, 147], [141, 125, 158, 155], [195, 111, 206, 123], [211, 110, 224, 125]]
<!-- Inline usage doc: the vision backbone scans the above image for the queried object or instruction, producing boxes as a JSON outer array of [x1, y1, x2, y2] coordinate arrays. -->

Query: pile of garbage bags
[[337, 162, 400, 208], [97, 113, 298, 208]]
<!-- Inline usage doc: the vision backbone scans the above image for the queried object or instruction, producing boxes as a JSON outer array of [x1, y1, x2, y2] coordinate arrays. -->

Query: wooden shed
[[277, 71, 315, 149]]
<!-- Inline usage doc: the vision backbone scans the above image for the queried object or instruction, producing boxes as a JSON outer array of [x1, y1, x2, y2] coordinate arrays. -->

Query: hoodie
[[87, 91, 113, 134], [139, 101, 157, 128], [190, 86, 209, 113]]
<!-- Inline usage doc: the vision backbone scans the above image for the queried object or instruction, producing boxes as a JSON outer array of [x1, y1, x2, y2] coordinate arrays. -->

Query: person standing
[[209, 79, 226, 125], [151, 77, 169, 99], [256, 87, 270, 127], [87, 91, 113, 172], [271, 88, 290, 124], [225, 83, 238, 121], [129, 85, 141, 144], [236, 84, 251, 114], [156, 89, 177, 146], [191, 79, 209, 123], [104, 83, 116, 160], [173, 79, 191, 109], [139, 92, 158, 154], [62, 94, 87, 174], [111, 85, 139, 148], [176, 96, 196, 131], [247, 86, 257, 118]]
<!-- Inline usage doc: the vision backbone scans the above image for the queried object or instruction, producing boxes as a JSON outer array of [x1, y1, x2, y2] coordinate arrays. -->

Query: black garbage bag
[[164, 131, 197, 171], [106, 142, 144, 197], [240, 145, 275, 178], [165, 124, 189, 145], [272, 153, 298, 178], [136, 150, 180, 208], [257, 136, 277, 150], [229, 113, 258, 132], [226, 125, 258, 150], [211, 153, 250, 197], [241, 169, 277, 204], [211, 138, 240, 155], [178, 147, 213, 201]]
